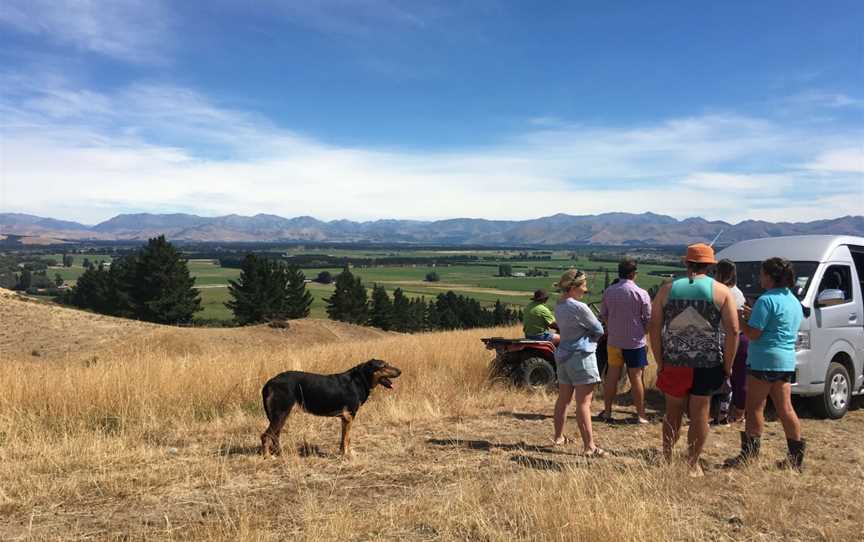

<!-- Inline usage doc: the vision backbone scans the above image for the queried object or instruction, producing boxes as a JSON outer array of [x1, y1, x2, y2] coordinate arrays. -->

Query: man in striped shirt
[[599, 259, 652, 424]]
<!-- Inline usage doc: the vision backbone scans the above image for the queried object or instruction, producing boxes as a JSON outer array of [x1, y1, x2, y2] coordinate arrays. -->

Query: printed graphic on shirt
[[662, 299, 724, 368]]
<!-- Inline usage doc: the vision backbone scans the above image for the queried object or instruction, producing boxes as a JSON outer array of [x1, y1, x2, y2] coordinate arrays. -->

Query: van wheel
[[812, 361, 851, 419], [519, 357, 556, 390]]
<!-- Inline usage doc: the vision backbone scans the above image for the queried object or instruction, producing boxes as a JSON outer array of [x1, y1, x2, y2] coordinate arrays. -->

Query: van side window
[[849, 246, 864, 294], [818, 265, 853, 303]]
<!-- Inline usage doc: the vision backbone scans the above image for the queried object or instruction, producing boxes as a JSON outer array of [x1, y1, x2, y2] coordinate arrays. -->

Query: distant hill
[[1, 211, 863, 246]]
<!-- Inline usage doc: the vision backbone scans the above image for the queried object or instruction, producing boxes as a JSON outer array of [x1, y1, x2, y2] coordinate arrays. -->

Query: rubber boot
[[723, 431, 760, 468], [777, 438, 806, 472]]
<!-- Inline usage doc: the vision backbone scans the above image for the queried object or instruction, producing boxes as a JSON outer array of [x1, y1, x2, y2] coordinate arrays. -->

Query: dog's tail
[[261, 381, 274, 422]]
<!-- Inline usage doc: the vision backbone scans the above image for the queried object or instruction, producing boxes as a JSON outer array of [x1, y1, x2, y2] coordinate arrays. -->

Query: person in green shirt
[[523, 289, 560, 345]]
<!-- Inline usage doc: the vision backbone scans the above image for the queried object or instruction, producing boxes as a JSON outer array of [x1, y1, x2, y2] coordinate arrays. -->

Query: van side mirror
[[801, 304, 811, 318], [816, 289, 846, 307]]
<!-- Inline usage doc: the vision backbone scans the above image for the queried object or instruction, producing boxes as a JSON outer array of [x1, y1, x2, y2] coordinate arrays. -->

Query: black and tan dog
[[260, 359, 402, 457]]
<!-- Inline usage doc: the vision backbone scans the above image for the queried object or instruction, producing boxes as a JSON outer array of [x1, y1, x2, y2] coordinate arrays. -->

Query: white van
[[716, 235, 864, 418]]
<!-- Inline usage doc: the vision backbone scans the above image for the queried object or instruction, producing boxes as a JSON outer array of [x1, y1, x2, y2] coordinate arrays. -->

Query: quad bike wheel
[[519, 357, 557, 390]]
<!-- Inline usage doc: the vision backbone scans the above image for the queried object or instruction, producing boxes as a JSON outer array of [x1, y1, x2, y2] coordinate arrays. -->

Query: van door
[[812, 262, 863, 388], [848, 246, 864, 386]]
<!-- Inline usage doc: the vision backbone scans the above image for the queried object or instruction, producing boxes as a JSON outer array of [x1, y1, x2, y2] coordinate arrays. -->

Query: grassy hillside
[[1, 291, 860, 540]]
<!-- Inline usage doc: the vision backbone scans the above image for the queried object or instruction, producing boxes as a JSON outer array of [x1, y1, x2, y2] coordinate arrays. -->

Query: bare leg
[[687, 395, 711, 472], [628, 367, 647, 421], [553, 384, 575, 443], [745, 375, 772, 438], [769, 382, 801, 441], [573, 384, 597, 452], [603, 364, 622, 417], [662, 395, 685, 462]]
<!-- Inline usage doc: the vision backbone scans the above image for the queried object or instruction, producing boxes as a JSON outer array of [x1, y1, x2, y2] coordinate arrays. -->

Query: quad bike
[[482, 303, 621, 390]]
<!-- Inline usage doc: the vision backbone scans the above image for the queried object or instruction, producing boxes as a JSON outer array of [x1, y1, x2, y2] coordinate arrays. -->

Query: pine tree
[[368, 284, 394, 330], [325, 267, 369, 324], [492, 299, 508, 325], [226, 257, 312, 324], [68, 262, 128, 315], [284, 266, 312, 318], [225, 254, 267, 325], [16, 268, 32, 291], [129, 235, 201, 324], [408, 297, 428, 332], [425, 297, 440, 329], [391, 288, 411, 331]]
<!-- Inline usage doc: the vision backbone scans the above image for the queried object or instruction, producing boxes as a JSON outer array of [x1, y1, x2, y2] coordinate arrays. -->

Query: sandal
[[583, 447, 607, 458], [551, 436, 571, 446]]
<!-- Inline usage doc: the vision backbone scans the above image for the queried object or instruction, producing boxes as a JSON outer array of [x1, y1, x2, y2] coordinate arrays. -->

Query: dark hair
[[762, 257, 795, 289], [715, 259, 737, 286], [686, 261, 712, 275], [618, 258, 638, 279]]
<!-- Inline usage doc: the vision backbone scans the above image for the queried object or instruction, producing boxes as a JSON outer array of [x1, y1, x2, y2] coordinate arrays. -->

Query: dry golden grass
[[1, 293, 862, 541]]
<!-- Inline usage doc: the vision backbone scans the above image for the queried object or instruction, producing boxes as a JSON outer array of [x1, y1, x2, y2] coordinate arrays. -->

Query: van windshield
[[735, 261, 819, 302]]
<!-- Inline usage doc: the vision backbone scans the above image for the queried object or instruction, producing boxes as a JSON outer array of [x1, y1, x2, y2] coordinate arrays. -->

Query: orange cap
[[684, 243, 717, 264]]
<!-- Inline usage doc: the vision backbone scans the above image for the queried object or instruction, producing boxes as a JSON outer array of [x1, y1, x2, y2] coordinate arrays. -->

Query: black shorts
[[748, 369, 794, 383], [657, 365, 725, 398]]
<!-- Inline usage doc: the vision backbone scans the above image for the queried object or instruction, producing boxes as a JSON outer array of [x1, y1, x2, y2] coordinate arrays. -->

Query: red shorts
[[657, 365, 724, 398]]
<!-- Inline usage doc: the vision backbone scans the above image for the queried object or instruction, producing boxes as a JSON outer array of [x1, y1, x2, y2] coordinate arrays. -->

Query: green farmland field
[[46, 251, 681, 323]]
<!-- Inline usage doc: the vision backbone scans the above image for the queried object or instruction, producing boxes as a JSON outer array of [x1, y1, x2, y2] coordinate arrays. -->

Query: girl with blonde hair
[[552, 269, 607, 456]]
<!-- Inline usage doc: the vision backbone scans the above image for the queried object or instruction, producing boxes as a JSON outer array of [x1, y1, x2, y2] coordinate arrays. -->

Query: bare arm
[[740, 305, 763, 341], [648, 283, 670, 372], [717, 286, 740, 377]]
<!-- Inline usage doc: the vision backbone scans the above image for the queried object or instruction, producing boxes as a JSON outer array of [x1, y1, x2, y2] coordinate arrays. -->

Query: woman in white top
[[715, 259, 748, 423]]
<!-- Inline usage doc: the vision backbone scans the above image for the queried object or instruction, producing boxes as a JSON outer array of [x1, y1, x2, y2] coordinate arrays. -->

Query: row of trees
[[62, 236, 202, 324], [325, 268, 521, 332], [59, 240, 521, 330]]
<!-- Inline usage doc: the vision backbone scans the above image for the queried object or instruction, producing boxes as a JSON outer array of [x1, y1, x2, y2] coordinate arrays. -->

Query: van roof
[[716, 235, 864, 263]]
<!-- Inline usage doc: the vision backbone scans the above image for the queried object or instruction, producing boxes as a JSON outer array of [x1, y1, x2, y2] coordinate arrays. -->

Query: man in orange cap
[[648, 243, 740, 476]]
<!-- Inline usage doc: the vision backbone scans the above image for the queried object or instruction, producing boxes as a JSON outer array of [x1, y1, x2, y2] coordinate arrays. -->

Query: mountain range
[[1, 212, 863, 246]]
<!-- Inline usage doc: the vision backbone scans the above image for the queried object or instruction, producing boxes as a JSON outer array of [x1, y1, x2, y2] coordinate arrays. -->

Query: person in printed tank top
[[649, 244, 740, 477]]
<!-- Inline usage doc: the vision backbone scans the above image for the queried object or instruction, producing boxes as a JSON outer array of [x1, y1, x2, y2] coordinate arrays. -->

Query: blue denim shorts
[[556, 351, 601, 386], [748, 369, 794, 383]]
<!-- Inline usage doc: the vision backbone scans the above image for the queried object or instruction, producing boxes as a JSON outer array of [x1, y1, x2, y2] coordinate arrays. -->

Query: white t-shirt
[[730, 285, 746, 309]]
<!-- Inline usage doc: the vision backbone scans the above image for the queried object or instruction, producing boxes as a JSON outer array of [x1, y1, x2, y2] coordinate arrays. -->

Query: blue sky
[[1, 0, 862, 224]]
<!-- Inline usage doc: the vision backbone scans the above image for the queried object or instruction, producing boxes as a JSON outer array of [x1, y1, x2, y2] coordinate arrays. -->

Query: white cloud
[[680, 172, 791, 192], [1, 75, 862, 225], [786, 91, 864, 109], [0, 0, 172, 62], [803, 148, 864, 174], [267, 0, 439, 36]]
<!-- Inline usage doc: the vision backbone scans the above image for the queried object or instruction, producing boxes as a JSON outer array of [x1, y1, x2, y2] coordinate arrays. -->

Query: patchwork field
[[1, 290, 862, 541], [45, 250, 681, 321]]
